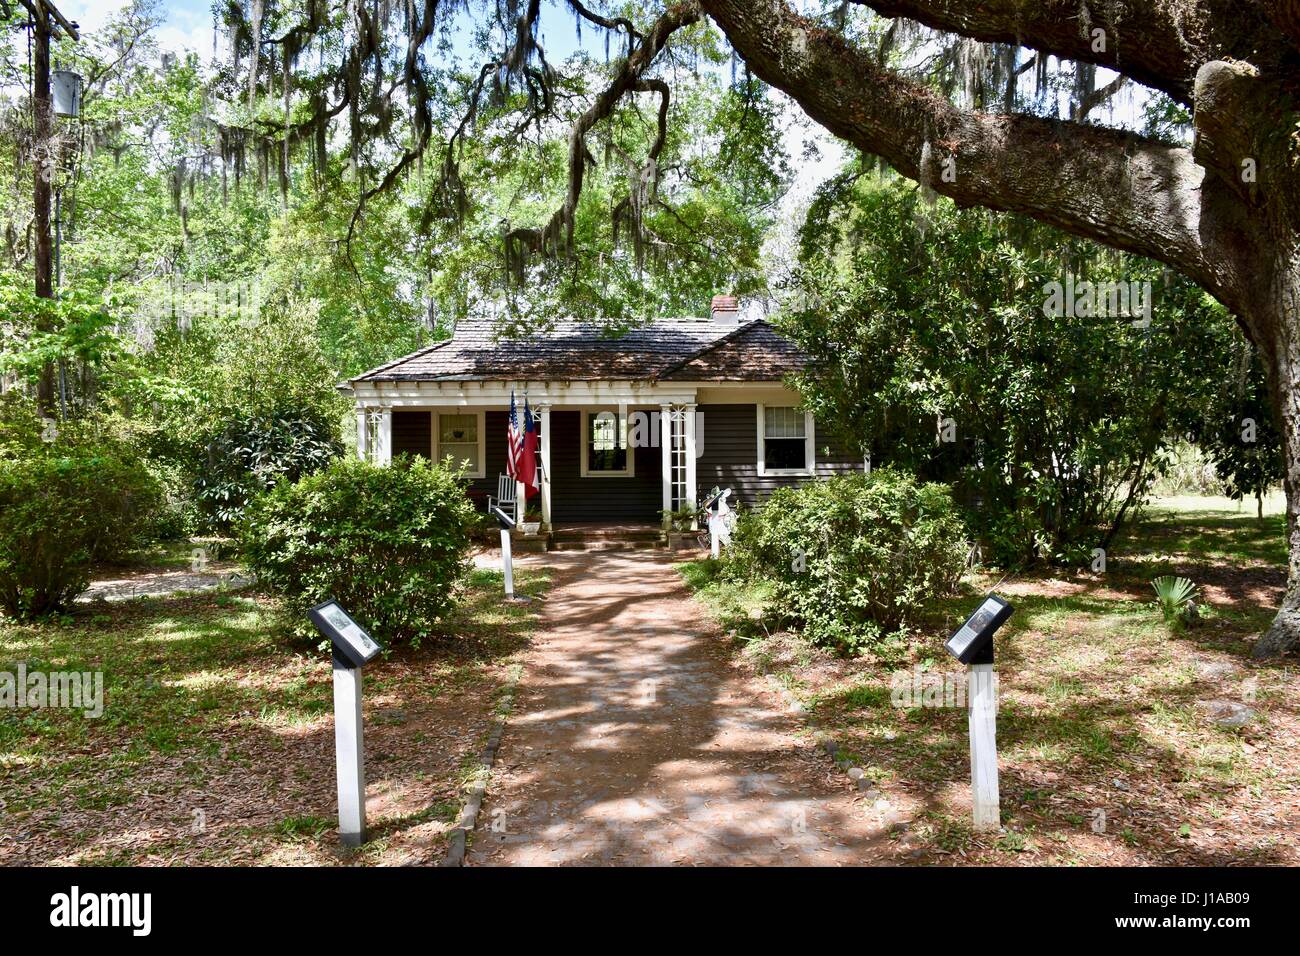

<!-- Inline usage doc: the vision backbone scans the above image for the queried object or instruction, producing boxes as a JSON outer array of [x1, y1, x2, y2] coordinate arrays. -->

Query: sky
[[60, 0, 215, 56], [58, 0, 664, 63]]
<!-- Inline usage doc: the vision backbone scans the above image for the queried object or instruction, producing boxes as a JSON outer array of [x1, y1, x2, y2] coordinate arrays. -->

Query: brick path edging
[[441, 676, 519, 867]]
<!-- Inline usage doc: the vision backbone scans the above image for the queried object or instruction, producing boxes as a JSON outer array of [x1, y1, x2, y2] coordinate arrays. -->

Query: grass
[[100, 537, 241, 573], [0, 552, 548, 867], [1116, 495, 1287, 569], [680, 495, 1299, 866]]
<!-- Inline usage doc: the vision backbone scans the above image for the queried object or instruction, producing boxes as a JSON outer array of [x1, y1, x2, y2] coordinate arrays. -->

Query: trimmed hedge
[[242, 456, 477, 648], [0, 451, 161, 618], [727, 469, 968, 650]]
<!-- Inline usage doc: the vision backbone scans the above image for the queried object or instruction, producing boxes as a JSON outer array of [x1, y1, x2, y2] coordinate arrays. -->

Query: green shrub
[[194, 407, 341, 531], [727, 469, 968, 651], [0, 393, 50, 459], [145, 457, 203, 540], [242, 456, 477, 648], [0, 450, 161, 618]]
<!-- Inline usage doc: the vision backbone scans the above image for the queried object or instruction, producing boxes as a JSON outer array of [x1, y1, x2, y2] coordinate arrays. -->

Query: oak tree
[[210, 0, 1300, 656]]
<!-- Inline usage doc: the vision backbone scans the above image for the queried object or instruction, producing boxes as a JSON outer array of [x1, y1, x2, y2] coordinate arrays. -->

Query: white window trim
[[756, 403, 816, 477], [580, 408, 635, 478], [431, 409, 486, 479]]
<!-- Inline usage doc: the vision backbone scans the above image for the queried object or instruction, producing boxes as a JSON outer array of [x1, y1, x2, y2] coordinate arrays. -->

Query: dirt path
[[467, 551, 889, 866], [77, 564, 249, 603]]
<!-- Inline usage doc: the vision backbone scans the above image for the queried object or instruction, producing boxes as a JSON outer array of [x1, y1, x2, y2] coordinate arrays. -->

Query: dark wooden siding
[[464, 409, 661, 521], [695, 404, 863, 510], [814, 422, 863, 479], [548, 410, 663, 522], [394, 409, 500, 499], [393, 410, 431, 459]]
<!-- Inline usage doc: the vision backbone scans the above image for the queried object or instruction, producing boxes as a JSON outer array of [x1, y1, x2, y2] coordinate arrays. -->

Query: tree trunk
[[1250, 251, 1300, 658], [32, 17, 56, 415]]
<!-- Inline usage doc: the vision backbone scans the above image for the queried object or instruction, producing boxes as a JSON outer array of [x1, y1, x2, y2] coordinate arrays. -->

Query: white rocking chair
[[488, 474, 518, 522]]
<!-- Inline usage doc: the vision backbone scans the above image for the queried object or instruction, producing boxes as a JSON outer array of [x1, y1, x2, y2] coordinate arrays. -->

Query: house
[[340, 296, 864, 532]]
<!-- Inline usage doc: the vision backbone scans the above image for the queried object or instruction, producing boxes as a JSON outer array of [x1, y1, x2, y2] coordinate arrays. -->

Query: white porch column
[[684, 403, 698, 524], [355, 407, 369, 462], [539, 404, 552, 531], [660, 402, 673, 528], [375, 407, 393, 466]]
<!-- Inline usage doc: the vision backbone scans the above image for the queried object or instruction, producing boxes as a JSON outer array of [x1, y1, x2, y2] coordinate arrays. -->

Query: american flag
[[506, 390, 524, 480]]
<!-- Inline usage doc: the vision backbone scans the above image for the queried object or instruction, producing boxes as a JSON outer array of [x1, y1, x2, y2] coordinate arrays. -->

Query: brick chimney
[[710, 294, 739, 326]]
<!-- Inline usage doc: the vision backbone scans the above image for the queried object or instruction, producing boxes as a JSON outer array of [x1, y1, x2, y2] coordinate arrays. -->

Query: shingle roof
[[658, 321, 807, 381], [348, 317, 805, 383]]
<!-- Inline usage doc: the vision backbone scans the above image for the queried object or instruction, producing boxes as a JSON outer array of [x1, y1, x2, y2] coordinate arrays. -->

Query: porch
[[351, 385, 701, 530]]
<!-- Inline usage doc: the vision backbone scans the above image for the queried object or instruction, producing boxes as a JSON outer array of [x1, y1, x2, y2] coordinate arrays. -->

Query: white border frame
[[756, 403, 815, 477], [580, 408, 635, 478], [431, 409, 486, 478]]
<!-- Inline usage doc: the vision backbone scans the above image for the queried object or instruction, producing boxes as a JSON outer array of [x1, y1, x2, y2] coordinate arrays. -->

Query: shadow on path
[[467, 552, 888, 866]]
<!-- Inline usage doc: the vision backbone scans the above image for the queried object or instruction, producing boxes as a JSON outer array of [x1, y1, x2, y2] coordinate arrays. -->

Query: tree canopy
[[3, 0, 1298, 655]]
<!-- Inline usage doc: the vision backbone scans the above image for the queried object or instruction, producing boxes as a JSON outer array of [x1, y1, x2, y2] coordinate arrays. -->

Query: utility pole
[[18, 0, 78, 413]]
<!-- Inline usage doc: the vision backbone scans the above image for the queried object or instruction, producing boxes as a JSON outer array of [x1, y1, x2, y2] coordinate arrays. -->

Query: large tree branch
[[849, 0, 1288, 106], [701, 0, 1262, 311], [1073, 74, 1128, 121], [565, 0, 642, 45]]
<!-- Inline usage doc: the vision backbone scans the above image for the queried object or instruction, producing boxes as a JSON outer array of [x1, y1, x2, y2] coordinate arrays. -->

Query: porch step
[[548, 525, 664, 552], [550, 538, 661, 552], [550, 528, 662, 541]]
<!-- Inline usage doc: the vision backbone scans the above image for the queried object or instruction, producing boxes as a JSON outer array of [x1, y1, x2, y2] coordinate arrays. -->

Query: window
[[758, 405, 814, 475], [581, 409, 633, 477], [435, 411, 483, 477]]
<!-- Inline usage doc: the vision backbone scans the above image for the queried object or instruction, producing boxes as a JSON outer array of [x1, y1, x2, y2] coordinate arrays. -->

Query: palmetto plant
[[1151, 576, 1198, 626]]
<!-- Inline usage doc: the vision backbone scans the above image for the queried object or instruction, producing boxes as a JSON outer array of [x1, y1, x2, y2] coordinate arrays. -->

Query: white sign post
[[333, 658, 366, 847], [490, 504, 524, 601], [944, 594, 1013, 832], [968, 662, 999, 830], [309, 600, 383, 849], [501, 525, 515, 599]]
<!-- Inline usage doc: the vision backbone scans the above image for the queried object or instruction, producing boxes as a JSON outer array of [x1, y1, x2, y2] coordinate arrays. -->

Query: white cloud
[[59, 0, 220, 57], [54, 0, 125, 37]]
